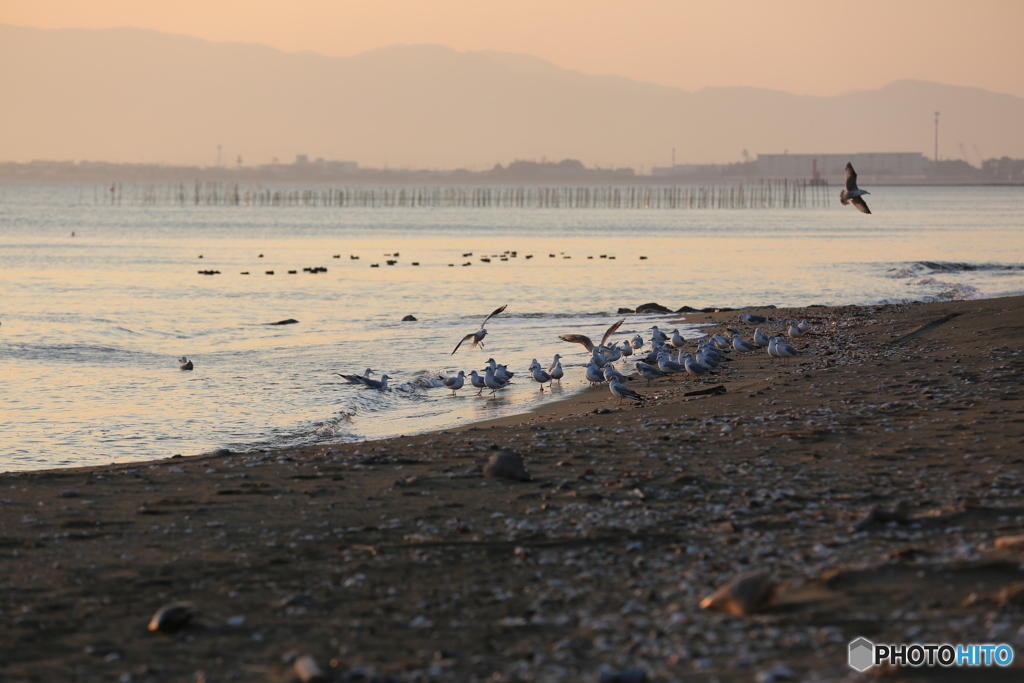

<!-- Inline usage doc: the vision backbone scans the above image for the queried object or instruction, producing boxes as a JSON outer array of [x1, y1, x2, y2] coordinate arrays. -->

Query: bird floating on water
[[336, 368, 374, 384], [451, 304, 507, 355], [179, 357, 193, 371], [840, 162, 871, 214]]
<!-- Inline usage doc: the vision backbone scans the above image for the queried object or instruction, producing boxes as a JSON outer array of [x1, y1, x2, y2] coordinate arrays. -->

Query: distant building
[[755, 152, 927, 178]]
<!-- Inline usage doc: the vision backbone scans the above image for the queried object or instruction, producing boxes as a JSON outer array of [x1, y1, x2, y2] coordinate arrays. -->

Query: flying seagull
[[451, 304, 507, 355], [559, 318, 625, 353], [840, 162, 871, 214]]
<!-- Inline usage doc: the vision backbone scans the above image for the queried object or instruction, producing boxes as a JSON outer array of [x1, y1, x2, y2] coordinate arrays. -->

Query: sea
[[1, 183, 1022, 472]]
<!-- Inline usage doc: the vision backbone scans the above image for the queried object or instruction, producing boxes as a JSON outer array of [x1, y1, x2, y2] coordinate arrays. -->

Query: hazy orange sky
[[3, 0, 1023, 98]]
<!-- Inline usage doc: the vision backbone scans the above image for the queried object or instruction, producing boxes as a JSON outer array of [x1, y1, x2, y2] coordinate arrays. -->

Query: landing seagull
[[840, 162, 871, 214], [451, 304, 507, 355], [559, 318, 625, 353]]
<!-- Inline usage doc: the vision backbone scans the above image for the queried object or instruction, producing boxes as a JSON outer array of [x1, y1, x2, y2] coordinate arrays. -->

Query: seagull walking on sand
[[635, 361, 667, 386], [609, 378, 645, 406], [840, 162, 871, 214], [753, 327, 771, 348], [770, 337, 802, 365], [451, 304, 507, 355]]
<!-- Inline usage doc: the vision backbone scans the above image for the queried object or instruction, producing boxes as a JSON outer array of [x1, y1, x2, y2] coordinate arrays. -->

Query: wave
[[888, 261, 1024, 277]]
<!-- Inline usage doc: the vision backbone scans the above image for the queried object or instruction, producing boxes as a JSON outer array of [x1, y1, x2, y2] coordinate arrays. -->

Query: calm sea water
[[1, 183, 1022, 471]]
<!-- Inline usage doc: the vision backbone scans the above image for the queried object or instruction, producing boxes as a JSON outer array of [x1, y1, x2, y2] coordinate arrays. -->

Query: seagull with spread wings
[[558, 318, 625, 353], [451, 304, 507, 355], [840, 162, 871, 214]]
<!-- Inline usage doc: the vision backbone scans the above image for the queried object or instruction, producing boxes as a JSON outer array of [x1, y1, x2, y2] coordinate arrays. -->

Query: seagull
[[603, 364, 629, 385], [840, 162, 871, 214], [635, 361, 667, 386], [787, 321, 805, 338], [731, 334, 758, 354], [650, 326, 668, 343], [657, 352, 685, 374], [547, 354, 563, 373], [753, 327, 771, 348], [550, 362, 564, 383], [559, 319, 625, 353], [483, 366, 509, 394], [336, 368, 374, 384], [179, 356, 193, 371], [585, 362, 606, 387], [619, 341, 633, 358], [797, 320, 812, 333], [451, 304, 507, 355], [530, 365, 553, 391], [669, 329, 686, 349], [609, 378, 645, 406], [771, 337, 802, 365], [739, 314, 768, 325], [630, 335, 644, 351], [442, 370, 466, 396], [468, 369, 487, 396], [358, 374, 391, 390], [682, 354, 711, 378]]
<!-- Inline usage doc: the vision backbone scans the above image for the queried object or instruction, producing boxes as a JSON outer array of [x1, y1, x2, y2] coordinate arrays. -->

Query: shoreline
[[3, 295, 1024, 681]]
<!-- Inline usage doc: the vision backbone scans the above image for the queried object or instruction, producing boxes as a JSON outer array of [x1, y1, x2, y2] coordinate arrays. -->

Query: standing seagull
[[840, 162, 871, 214], [609, 378, 645, 406], [451, 304, 507, 355], [442, 370, 466, 396]]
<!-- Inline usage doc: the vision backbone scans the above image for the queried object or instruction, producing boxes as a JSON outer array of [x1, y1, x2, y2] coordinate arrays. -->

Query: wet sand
[[3, 296, 1024, 682]]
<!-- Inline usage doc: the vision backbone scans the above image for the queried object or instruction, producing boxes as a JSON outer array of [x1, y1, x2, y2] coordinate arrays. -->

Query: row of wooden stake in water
[[99, 180, 833, 209]]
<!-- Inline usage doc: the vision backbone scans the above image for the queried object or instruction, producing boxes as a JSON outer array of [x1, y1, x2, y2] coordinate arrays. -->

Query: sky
[[3, 0, 1023, 98]]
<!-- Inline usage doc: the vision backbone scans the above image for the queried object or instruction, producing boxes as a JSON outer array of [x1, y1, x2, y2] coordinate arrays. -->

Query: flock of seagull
[[337, 306, 810, 406]]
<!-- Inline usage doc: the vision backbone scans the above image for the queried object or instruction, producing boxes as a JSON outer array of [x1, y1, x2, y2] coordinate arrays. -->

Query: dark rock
[[634, 302, 673, 314], [600, 668, 649, 683], [402, 315, 417, 322], [700, 571, 775, 616], [616, 307, 634, 314], [483, 451, 532, 482], [147, 603, 192, 633], [676, 305, 698, 313], [211, 448, 232, 457], [267, 319, 299, 325], [60, 489, 78, 498]]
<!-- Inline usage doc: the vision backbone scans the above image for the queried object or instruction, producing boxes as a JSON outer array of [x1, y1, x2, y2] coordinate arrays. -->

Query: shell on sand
[[699, 572, 775, 616], [483, 450, 532, 481], [147, 603, 192, 633], [293, 654, 328, 683]]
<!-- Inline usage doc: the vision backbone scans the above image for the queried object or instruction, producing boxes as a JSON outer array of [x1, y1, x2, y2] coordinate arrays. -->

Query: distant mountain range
[[2, 24, 1022, 169]]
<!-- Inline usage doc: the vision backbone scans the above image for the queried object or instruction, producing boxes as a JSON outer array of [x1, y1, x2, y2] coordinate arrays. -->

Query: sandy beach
[[3, 295, 1024, 682]]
